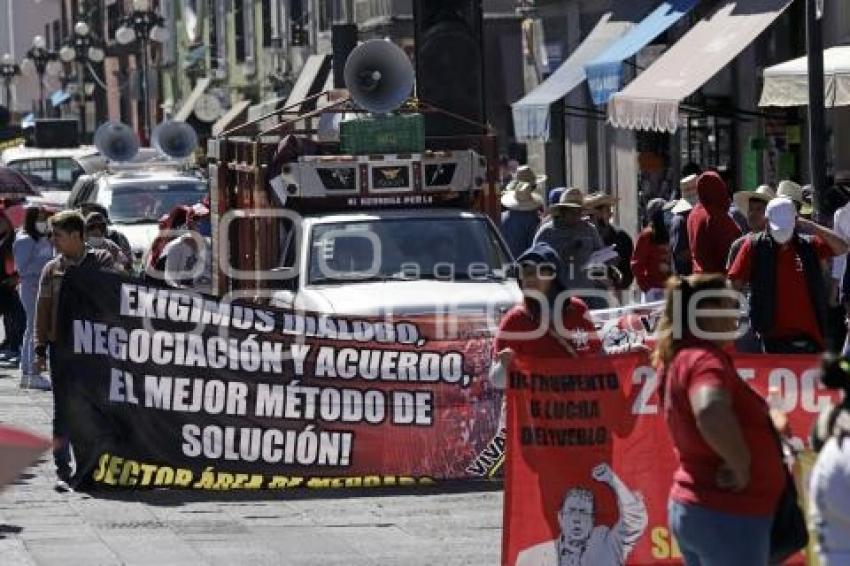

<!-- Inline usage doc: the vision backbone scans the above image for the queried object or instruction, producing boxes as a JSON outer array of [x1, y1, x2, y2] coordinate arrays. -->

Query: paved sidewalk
[[0, 369, 502, 566]]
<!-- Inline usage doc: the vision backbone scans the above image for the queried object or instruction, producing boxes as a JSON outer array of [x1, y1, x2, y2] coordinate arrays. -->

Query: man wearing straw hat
[[726, 185, 775, 268], [585, 192, 633, 293], [534, 188, 608, 309], [500, 174, 544, 258]]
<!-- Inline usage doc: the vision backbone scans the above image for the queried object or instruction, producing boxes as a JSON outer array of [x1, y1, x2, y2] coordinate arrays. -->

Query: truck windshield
[[104, 181, 208, 223], [308, 217, 510, 284]]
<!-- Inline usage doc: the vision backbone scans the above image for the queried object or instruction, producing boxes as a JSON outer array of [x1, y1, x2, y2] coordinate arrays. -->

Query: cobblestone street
[[0, 371, 503, 566]]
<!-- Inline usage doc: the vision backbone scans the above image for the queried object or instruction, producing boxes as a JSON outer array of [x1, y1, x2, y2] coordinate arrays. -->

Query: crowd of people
[[498, 164, 850, 355], [6, 156, 850, 562], [495, 164, 850, 565], [0, 198, 212, 395]]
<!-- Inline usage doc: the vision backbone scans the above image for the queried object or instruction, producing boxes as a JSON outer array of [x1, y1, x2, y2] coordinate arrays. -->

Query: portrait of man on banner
[[516, 463, 647, 566]]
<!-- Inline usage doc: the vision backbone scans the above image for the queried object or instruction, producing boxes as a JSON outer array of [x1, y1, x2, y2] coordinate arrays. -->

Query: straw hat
[[584, 192, 619, 209], [501, 181, 544, 211], [551, 187, 585, 210], [733, 184, 775, 216], [671, 199, 692, 215], [777, 180, 803, 206], [669, 174, 700, 215], [513, 165, 548, 188]]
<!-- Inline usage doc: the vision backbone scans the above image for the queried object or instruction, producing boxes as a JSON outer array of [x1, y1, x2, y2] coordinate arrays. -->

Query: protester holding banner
[[491, 242, 601, 387], [34, 210, 116, 490], [728, 197, 849, 354], [655, 274, 785, 566], [631, 198, 670, 303], [13, 205, 54, 390]]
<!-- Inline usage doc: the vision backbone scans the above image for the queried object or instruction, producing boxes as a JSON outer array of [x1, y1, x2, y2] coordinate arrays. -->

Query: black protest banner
[[56, 267, 501, 491]]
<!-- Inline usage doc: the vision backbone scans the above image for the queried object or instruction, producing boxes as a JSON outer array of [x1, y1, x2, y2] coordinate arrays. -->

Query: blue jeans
[[18, 282, 38, 375], [668, 500, 773, 566]]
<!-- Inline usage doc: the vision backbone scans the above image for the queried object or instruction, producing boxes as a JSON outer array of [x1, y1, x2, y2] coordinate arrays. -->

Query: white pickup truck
[[269, 207, 522, 321]]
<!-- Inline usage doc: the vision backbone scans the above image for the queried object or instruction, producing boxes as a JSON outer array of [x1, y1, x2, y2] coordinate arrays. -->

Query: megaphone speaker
[[152, 121, 199, 160], [344, 39, 414, 114], [94, 121, 139, 162]]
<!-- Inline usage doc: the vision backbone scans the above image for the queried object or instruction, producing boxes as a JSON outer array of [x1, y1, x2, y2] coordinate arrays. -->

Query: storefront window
[[679, 114, 736, 180]]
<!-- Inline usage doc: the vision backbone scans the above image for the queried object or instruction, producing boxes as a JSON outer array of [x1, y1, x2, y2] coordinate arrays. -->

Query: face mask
[[87, 236, 105, 247], [35, 221, 48, 234], [770, 228, 794, 245]]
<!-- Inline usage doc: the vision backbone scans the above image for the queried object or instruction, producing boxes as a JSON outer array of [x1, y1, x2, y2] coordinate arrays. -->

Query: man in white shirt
[[831, 180, 850, 353], [516, 463, 647, 566]]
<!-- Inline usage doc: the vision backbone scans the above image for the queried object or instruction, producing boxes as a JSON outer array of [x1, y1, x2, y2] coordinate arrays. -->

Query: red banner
[[503, 352, 833, 566]]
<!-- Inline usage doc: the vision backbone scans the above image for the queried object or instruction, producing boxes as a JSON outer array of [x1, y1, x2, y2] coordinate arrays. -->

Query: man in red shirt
[[687, 172, 741, 274], [728, 197, 849, 353]]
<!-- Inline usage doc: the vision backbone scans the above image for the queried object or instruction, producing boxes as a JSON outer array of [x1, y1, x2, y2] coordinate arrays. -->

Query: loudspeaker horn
[[151, 120, 199, 160], [344, 39, 414, 114], [94, 121, 139, 162]]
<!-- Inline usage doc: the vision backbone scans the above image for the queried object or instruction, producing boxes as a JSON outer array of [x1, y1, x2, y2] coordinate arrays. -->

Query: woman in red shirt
[[655, 274, 785, 565], [631, 199, 671, 303], [492, 242, 600, 381]]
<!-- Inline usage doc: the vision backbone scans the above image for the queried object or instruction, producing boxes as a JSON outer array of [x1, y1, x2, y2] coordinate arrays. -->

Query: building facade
[[516, 0, 850, 236], [0, 0, 63, 116]]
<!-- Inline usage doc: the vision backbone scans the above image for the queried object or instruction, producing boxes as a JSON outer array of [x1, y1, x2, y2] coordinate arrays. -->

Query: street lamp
[[115, 0, 170, 142], [0, 53, 21, 110], [60, 21, 106, 140], [21, 35, 61, 117]]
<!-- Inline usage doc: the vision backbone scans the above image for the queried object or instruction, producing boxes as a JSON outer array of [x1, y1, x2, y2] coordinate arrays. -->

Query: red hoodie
[[686, 172, 741, 274]]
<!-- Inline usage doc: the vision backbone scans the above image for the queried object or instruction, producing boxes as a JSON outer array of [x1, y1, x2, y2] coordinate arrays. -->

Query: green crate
[[340, 113, 425, 155]]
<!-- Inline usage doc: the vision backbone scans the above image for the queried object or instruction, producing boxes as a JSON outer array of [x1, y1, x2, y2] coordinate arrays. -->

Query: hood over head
[[517, 242, 569, 292], [696, 171, 731, 212]]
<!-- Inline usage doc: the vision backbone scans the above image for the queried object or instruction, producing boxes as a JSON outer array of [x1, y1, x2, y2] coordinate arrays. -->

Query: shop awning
[[759, 46, 850, 107], [584, 0, 699, 106], [212, 99, 251, 137], [285, 54, 331, 110], [608, 0, 793, 133], [173, 77, 211, 122], [512, 12, 639, 142]]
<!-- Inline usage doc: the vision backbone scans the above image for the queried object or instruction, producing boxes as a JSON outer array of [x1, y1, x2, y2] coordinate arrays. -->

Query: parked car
[[0, 145, 102, 206]]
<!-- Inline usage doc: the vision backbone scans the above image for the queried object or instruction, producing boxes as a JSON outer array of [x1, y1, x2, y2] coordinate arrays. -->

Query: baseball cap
[[85, 212, 107, 228], [766, 197, 796, 243], [548, 187, 566, 208]]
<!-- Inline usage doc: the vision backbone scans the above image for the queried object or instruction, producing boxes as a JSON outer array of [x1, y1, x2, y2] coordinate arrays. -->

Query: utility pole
[[806, 0, 827, 222]]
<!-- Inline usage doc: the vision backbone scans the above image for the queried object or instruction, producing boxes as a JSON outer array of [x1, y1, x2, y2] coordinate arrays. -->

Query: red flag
[[0, 425, 51, 489]]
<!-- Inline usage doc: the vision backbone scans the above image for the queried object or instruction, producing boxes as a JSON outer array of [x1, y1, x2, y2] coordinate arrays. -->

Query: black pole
[[806, 0, 827, 223], [78, 61, 86, 141], [38, 72, 45, 117], [140, 37, 150, 142]]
